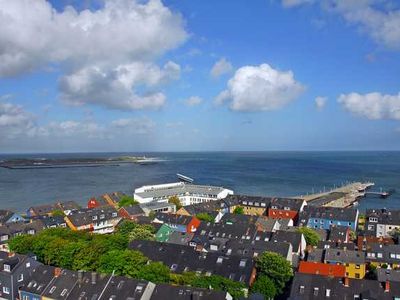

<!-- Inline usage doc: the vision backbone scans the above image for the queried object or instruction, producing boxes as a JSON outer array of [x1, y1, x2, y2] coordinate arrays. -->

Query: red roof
[[299, 261, 346, 278]]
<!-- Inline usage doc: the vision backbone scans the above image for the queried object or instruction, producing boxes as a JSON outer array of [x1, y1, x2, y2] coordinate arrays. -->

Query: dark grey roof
[[0, 220, 45, 242], [306, 249, 325, 262], [129, 240, 255, 285], [225, 194, 272, 207], [299, 206, 358, 223], [121, 204, 145, 216], [66, 271, 111, 300], [317, 241, 355, 250], [42, 269, 78, 299], [67, 206, 119, 227], [366, 244, 400, 264], [377, 269, 400, 283], [99, 275, 151, 300], [269, 197, 304, 211], [324, 249, 365, 264], [167, 231, 194, 245], [328, 226, 349, 242], [366, 209, 400, 225], [194, 218, 257, 242], [289, 273, 400, 300], [150, 284, 229, 300], [35, 215, 67, 228], [270, 230, 303, 252], [220, 238, 292, 259], [21, 264, 56, 295], [154, 213, 193, 226], [182, 200, 228, 215]]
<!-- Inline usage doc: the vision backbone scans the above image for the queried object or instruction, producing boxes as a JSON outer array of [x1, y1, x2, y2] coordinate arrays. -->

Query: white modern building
[[134, 182, 234, 206]]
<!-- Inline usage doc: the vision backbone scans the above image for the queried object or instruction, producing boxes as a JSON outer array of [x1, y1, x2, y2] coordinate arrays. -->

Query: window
[[49, 286, 56, 294], [18, 273, 24, 282], [326, 289, 331, 297], [61, 289, 68, 296], [0, 235, 8, 241], [299, 286, 305, 294], [369, 217, 378, 223], [3, 286, 10, 294], [355, 273, 360, 279], [377, 253, 383, 258], [3, 264, 10, 272], [112, 212, 117, 217], [216, 257, 223, 263], [239, 259, 247, 267], [355, 264, 360, 269], [313, 287, 319, 296]]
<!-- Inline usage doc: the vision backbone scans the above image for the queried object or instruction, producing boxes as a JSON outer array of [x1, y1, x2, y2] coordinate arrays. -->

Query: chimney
[[344, 277, 349, 287], [91, 272, 97, 285], [78, 270, 83, 284], [385, 280, 390, 293], [54, 267, 62, 278]]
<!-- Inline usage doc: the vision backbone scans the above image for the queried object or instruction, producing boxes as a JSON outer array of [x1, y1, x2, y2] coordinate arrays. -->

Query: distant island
[[0, 156, 159, 169]]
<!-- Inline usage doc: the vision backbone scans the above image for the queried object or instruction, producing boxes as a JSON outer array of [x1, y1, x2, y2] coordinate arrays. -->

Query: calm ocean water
[[0, 152, 399, 213]]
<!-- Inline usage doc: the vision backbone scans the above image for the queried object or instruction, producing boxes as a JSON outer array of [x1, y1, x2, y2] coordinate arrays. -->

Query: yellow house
[[344, 262, 366, 279], [325, 249, 366, 279]]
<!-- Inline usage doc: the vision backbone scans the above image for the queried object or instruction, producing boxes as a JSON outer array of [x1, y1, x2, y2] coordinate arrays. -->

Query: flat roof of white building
[[134, 182, 232, 199]]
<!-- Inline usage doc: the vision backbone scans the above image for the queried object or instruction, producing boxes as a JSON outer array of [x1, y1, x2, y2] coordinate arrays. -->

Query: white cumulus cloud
[[184, 96, 203, 107], [215, 63, 305, 112], [315, 96, 327, 110], [282, 0, 400, 50], [210, 58, 233, 78], [338, 92, 400, 120], [0, 102, 35, 138], [0, 0, 187, 110]]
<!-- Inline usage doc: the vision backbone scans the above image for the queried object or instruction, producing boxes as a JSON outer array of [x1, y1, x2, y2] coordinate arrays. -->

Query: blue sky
[[0, 0, 400, 152]]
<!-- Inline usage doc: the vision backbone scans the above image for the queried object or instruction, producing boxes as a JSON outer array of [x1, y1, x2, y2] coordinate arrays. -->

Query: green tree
[[118, 195, 138, 208], [192, 275, 246, 299], [297, 227, 320, 247], [168, 195, 182, 210], [128, 226, 155, 241], [233, 206, 244, 215], [251, 275, 277, 300], [138, 262, 170, 283], [196, 213, 214, 223], [98, 249, 147, 278], [8, 235, 35, 254], [256, 252, 293, 294], [117, 220, 138, 237]]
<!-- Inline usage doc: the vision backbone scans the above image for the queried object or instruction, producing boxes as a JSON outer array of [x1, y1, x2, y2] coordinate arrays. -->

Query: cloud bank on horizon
[[0, 0, 400, 151]]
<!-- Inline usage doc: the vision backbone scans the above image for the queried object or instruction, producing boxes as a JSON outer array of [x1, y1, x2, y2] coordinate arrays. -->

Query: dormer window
[[284, 207, 290, 211], [92, 216, 97, 220], [261, 203, 266, 207], [299, 286, 305, 294], [112, 212, 117, 217], [271, 206, 278, 209], [369, 217, 378, 223], [313, 287, 319, 296], [100, 214, 105, 219], [61, 289, 68, 297], [239, 259, 246, 267], [216, 257, 223, 264], [3, 264, 10, 272]]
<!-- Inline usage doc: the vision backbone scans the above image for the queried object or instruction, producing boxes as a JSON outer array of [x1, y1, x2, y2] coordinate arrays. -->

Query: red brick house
[[118, 205, 145, 221], [267, 198, 306, 222]]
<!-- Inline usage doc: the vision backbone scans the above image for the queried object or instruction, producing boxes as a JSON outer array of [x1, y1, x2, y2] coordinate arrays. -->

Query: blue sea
[[0, 152, 399, 213]]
